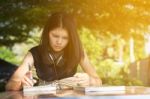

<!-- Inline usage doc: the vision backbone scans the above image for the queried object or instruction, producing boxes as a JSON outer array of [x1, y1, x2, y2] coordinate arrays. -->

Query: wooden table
[[1, 86, 150, 99]]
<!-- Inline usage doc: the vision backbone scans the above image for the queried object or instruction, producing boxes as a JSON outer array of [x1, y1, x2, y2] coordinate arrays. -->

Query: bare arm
[[5, 52, 34, 91], [80, 51, 102, 86]]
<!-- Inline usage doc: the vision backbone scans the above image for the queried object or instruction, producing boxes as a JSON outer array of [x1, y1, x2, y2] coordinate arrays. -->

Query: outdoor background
[[0, 0, 150, 86]]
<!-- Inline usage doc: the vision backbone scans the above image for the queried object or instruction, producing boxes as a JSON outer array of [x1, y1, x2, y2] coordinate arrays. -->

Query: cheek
[[49, 34, 54, 42], [64, 40, 69, 47], [49, 36, 54, 46]]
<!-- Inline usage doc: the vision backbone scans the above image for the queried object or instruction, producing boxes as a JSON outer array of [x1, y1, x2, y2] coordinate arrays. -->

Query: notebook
[[74, 86, 126, 95], [23, 84, 57, 96]]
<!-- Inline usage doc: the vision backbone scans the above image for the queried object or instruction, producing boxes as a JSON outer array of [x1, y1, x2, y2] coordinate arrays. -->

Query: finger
[[89, 78, 100, 86], [32, 79, 37, 84], [23, 76, 34, 86], [26, 71, 33, 79], [22, 78, 37, 87], [22, 78, 31, 86]]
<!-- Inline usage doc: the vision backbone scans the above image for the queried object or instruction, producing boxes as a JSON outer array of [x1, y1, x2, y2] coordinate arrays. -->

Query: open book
[[74, 86, 126, 95], [23, 77, 78, 95], [23, 84, 57, 96]]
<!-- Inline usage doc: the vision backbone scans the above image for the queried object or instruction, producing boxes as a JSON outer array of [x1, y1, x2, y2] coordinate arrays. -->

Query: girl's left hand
[[89, 76, 102, 86]]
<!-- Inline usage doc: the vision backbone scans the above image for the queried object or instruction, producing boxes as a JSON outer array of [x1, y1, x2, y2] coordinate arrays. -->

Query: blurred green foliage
[[0, 46, 18, 64], [79, 27, 144, 86]]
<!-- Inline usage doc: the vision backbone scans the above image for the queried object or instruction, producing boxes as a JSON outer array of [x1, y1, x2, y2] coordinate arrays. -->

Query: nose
[[57, 38, 62, 45]]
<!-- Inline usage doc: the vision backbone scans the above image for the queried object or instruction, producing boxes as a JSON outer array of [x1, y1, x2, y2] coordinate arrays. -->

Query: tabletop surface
[[1, 86, 150, 99]]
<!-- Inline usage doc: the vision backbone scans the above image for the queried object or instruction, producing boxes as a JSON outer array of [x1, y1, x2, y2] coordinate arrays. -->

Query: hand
[[21, 71, 36, 87], [74, 73, 89, 86], [89, 76, 102, 86]]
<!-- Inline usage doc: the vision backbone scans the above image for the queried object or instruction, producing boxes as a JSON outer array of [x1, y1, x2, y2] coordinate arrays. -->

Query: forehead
[[49, 27, 69, 36]]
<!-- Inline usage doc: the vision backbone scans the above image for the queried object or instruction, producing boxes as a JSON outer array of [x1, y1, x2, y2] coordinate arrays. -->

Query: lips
[[55, 46, 61, 49]]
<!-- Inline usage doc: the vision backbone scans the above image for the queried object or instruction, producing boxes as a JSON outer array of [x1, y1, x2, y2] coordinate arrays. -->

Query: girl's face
[[49, 27, 69, 52]]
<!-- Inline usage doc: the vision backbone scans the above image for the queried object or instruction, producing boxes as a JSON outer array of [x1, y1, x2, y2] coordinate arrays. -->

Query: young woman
[[5, 12, 102, 91]]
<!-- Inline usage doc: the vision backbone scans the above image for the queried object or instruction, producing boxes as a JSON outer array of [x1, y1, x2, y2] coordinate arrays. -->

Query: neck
[[49, 48, 64, 59]]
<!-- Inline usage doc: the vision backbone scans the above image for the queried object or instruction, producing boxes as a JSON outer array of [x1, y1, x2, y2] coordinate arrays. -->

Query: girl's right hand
[[21, 71, 36, 87]]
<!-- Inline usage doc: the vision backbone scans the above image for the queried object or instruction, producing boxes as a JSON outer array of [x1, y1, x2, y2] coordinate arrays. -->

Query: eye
[[63, 36, 68, 40], [52, 34, 59, 38]]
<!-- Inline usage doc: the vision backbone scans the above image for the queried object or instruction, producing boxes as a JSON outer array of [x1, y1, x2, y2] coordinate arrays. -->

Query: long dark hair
[[39, 12, 83, 73]]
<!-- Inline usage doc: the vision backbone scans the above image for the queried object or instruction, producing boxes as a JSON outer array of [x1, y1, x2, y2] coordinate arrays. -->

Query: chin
[[53, 49, 62, 52]]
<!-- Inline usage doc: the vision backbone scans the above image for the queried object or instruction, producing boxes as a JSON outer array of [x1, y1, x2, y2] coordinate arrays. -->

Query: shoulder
[[28, 45, 42, 62], [29, 45, 40, 52], [29, 45, 41, 55]]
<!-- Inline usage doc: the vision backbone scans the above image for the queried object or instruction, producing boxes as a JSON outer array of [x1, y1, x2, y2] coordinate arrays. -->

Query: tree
[[0, 0, 150, 46]]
